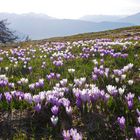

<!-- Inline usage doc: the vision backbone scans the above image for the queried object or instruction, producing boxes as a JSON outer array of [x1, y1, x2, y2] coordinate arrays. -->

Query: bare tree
[[0, 19, 18, 43]]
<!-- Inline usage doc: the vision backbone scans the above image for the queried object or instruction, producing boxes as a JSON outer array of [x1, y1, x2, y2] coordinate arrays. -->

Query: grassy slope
[[0, 26, 140, 48], [0, 26, 140, 139], [45, 26, 140, 42]]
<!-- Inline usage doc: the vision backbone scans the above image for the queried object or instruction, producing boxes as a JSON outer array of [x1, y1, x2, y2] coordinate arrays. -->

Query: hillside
[[1, 26, 140, 48], [0, 25, 140, 139], [44, 26, 140, 42]]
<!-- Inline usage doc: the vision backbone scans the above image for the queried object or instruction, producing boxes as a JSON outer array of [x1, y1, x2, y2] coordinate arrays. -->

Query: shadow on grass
[[0, 110, 62, 140]]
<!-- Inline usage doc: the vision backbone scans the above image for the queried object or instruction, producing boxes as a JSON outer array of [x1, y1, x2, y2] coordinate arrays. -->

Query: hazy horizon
[[0, 12, 130, 20], [0, 0, 140, 19]]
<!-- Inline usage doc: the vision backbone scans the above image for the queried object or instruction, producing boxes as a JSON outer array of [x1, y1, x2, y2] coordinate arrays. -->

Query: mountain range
[[0, 12, 140, 40]]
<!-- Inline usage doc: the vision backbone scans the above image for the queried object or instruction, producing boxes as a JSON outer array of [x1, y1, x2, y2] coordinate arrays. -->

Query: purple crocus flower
[[34, 103, 41, 112], [127, 100, 133, 109], [33, 95, 41, 103], [28, 66, 32, 72], [46, 75, 52, 80], [51, 105, 59, 115], [56, 73, 61, 79], [92, 74, 97, 80], [125, 92, 135, 101], [100, 59, 104, 64], [138, 96, 140, 102], [135, 127, 140, 138], [8, 83, 15, 88], [76, 98, 82, 108], [70, 128, 82, 140], [99, 70, 104, 76], [0, 57, 3, 62], [50, 73, 55, 78], [62, 128, 82, 140], [117, 116, 125, 129], [35, 82, 40, 88], [125, 92, 134, 109], [24, 93, 32, 104], [59, 98, 70, 107], [0, 93, 2, 100], [136, 109, 140, 116], [29, 84, 35, 90], [62, 130, 71, 140], [38, 79, 44, 87], [4, 92, 12, 103]]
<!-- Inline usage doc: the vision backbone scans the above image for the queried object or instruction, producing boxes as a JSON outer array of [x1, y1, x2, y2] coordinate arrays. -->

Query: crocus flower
[[0, 57, 3, 62], [92, 74, 97, 80], [8, 83, 15, 88], [117, 116, 125, 129], [125, 92, 135, 101], [136, 109, 140, 116], [60, 79, 67, 86], [125, 92, 134, 109], [29, 83, 35, 90], [28, 66, 32, 72], [128, 80, 134, 85], [56, 73, 61, 79], [0, 93, 2, 100], [68, 68, 75, 74], [115, 77, 119, 83], [22, 78, 28, 84], [66, 106, 72, 115], [135, 127, 140, 138], [62, 130, 71, 140], [106, 85, 118, 96], [62, 128, 82, 140], [46, 74, 52, 80], [70, 128, 82, 140], [24, 93, 32, 104], [51, 115, 58, 126], [33, 95, 41, 103], [34, 103, 41, 112], [51, 105, 59, 115], [76, 98, 82, 107], [4, 92, 12, 103], [72, 132, 82, 140], [127, 100, 133, 109], [138, 116, 140, 124], [121, 74, 126, 80], [118, 87, 125, 95], [38, 79, 44, 87]]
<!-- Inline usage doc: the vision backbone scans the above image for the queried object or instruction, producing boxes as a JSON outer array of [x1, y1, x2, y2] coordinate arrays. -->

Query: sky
[[0, 0, 140, 19]]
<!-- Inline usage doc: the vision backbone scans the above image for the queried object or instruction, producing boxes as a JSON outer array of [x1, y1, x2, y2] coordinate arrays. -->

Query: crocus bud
[[51, 115, 58, 126], [117, 116, 125, 129]]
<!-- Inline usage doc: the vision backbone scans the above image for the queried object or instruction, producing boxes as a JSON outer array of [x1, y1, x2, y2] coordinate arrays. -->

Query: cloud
[[0, 0, 139, 18]]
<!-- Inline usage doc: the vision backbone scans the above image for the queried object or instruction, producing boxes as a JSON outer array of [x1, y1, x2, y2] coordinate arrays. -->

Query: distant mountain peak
[[0, 12, 138, 40], [80, 15, 127, 22], [119, 12, 140, 25]]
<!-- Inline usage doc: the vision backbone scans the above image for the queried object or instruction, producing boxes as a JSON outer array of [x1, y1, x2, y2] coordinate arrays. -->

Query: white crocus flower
[[118, 87, 125, 95], [68, 68, 75, 73], [128, 80, 134, 85], [51, 115, 58, 126], [121, 74, 126, 80], [115, 77, 119, 83]]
